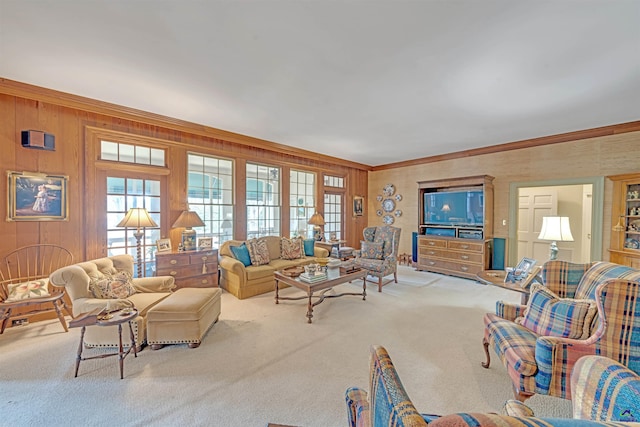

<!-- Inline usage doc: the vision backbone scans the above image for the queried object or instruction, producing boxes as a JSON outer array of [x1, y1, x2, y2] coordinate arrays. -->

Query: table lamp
[[538, 216, 574, 260], [308, 211, 325, 241], [117, 207, 158, 277], [172, 210, 205, 251]]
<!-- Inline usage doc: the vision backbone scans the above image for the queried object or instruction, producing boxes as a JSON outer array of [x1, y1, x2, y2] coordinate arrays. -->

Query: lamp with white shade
[[538, 216, 574, 260], [172, 210, 205, 251], [117, 207, 158, 277], [308, 211, 325, 241]]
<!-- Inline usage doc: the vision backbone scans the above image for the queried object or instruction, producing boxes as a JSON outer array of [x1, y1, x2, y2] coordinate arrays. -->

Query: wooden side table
[[314, 240, 346, 258], [70, 308, 138, 379], [475, 270, 537, 305]]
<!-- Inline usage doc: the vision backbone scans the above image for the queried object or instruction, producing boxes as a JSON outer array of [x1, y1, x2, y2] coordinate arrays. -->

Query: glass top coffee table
[[274, 266, 367, 323]]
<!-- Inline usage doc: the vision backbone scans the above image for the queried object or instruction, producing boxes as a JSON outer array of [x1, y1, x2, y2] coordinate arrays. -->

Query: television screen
[[424, 190, 483, 226]]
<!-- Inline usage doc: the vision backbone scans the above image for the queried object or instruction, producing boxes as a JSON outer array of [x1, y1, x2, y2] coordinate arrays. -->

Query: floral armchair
[[353, 226, 401, 292], [482, 261, 640, 401], [345, 345, 640, 427]]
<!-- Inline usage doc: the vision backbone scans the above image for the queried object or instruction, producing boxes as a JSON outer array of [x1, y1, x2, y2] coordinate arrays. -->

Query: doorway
[[508, 177, 604, 267]]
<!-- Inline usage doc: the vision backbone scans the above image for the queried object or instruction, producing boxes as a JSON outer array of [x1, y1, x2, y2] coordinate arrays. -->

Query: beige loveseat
[[219, 236, 329, 299], [49, 254, 175, 350]]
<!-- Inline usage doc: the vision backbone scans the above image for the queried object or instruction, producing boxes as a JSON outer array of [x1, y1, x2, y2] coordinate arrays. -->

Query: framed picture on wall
[[353, 196, 364, 217], [7, 171, 69, 221]]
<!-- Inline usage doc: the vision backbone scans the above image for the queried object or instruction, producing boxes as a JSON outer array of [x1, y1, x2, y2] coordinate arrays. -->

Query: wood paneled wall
[[0, 80, 369, 262]]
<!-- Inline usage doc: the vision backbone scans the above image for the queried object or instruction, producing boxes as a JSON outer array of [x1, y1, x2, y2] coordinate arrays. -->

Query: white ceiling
[[1, 1, 639, 166]]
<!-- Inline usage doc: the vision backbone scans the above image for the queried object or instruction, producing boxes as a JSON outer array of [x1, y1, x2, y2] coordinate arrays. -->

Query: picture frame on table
[[353, 195, 364, 217], [156, 238, 172, 253], [197, 237, 213, 250], [7, 170, 69, 221], [504, 257, 537, 284]]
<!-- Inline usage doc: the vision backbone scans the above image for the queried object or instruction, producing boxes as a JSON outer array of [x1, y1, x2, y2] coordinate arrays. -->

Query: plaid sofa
[[345, 345, 640, 427], [482, 261, 640, 401]]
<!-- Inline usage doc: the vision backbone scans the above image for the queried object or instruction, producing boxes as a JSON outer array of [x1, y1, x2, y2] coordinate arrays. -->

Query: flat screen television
[[424, 189, 484, 227]]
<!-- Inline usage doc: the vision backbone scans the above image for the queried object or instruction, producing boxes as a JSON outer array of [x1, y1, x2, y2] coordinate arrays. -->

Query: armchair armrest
[[345, 387, 369, 427], [495, 301, 525, 321], [132, 276, 175, 293], [571, 356, 640, 422], [502, 400, 535, 417]]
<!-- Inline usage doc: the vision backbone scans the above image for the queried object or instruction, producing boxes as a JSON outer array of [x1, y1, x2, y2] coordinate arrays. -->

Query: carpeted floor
[[0, 266, 571, 426]]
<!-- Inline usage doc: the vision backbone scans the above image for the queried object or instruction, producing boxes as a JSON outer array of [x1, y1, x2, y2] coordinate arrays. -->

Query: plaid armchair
[[353, 226, 401, 292], [482, 261, 640, 401], [346, 345, 640, 427]]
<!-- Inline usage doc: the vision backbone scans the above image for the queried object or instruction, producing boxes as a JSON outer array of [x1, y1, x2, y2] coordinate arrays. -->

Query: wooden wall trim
[[0, 78, 371, 172], [372, 120, 640, 171]]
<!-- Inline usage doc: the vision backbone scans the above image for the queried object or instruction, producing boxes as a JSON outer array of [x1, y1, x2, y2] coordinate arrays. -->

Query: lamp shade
[[538, 216, 574, 242], [308, 211, 325, 226], [116, 207, 157, 230], [172, 210, 205, 229]]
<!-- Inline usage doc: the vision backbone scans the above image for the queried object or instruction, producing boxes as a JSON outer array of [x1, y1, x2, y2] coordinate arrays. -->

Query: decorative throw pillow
[[303, 239, 315, 257], [520, 283, 597, 339], [230, 243, 252, 267], [4, 279, 51, 302], [89, 270, 137, 299], [281, 237, 303, 260], [246, 238, 271, 266], [360, 241, 384, 260]]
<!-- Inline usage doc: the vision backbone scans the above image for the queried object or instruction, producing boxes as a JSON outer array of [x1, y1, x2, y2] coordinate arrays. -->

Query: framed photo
[[7, 171, 69, 221], [504, 257, 537, 283], [353, 196, 364, 217], [197, 237, 213, 250], [156, 238, 172, 253]]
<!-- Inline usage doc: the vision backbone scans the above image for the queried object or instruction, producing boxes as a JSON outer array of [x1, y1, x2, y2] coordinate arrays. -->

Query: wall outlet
[[11, 318, 28, 327]]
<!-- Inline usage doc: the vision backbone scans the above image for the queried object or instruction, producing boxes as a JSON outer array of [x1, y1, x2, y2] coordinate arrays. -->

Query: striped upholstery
[[345, 346, 639, 426], [483, 261, 640, 400], [571, 356, 640, 422]]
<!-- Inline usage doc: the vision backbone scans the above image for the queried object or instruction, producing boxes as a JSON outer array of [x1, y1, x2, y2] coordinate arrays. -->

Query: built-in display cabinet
[[609, 173, 640, 268], [416, 175, 494, 279]]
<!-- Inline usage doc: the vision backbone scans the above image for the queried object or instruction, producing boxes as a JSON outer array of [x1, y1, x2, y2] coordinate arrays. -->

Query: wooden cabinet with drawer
[[417, 236, 490, 280], [155, 249, 218, 289]]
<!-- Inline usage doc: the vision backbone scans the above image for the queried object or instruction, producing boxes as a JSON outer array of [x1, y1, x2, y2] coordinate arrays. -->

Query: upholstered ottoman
[[147, 287, 221, 350]]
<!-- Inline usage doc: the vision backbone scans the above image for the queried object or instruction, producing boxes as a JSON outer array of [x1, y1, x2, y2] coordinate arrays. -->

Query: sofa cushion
[[303, 238, 315, 256], [281, 237, 304, 260], [361, 241, 384, 260], [89, 271, 137, 299], [520, 283, 597, 340], [245, 264, 276, 281], [230, 243, 252, 267], [247, 238, 271, 266], [4, 279, 51, 302]]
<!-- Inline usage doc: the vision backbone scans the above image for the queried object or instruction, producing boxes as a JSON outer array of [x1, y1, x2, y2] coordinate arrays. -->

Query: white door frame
[[508, 177, 604, 266]]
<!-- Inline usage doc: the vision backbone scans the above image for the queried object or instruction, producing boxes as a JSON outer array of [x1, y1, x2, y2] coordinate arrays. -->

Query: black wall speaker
[[21, 130, 55, 151]]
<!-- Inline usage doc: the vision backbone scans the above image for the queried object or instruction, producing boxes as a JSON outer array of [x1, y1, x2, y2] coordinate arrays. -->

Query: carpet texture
[[0, 266, 571, 426]]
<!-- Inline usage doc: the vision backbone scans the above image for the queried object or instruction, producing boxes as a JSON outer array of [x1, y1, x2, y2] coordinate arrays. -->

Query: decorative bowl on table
[[282, 266, 304, 277], [316, 257, 330, 267]]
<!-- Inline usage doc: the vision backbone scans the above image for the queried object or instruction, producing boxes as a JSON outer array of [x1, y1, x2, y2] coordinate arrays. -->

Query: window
[[187, 154, 234, 246], [101, 141, 165, 166], [324, 175, 344, 188], [324, 193, 343, 242], [106, 177, 161, 277], [289, 170, 316, 238], [246, 163, 281, 239]]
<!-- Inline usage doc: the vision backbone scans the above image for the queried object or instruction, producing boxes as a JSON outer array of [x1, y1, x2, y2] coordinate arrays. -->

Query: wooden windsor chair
[[0, 244, 74, 334]]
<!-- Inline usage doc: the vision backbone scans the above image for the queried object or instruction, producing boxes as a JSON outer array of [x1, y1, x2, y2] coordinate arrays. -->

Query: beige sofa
[[219, 236, 329, 299], [49, 254, 175, 350]]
